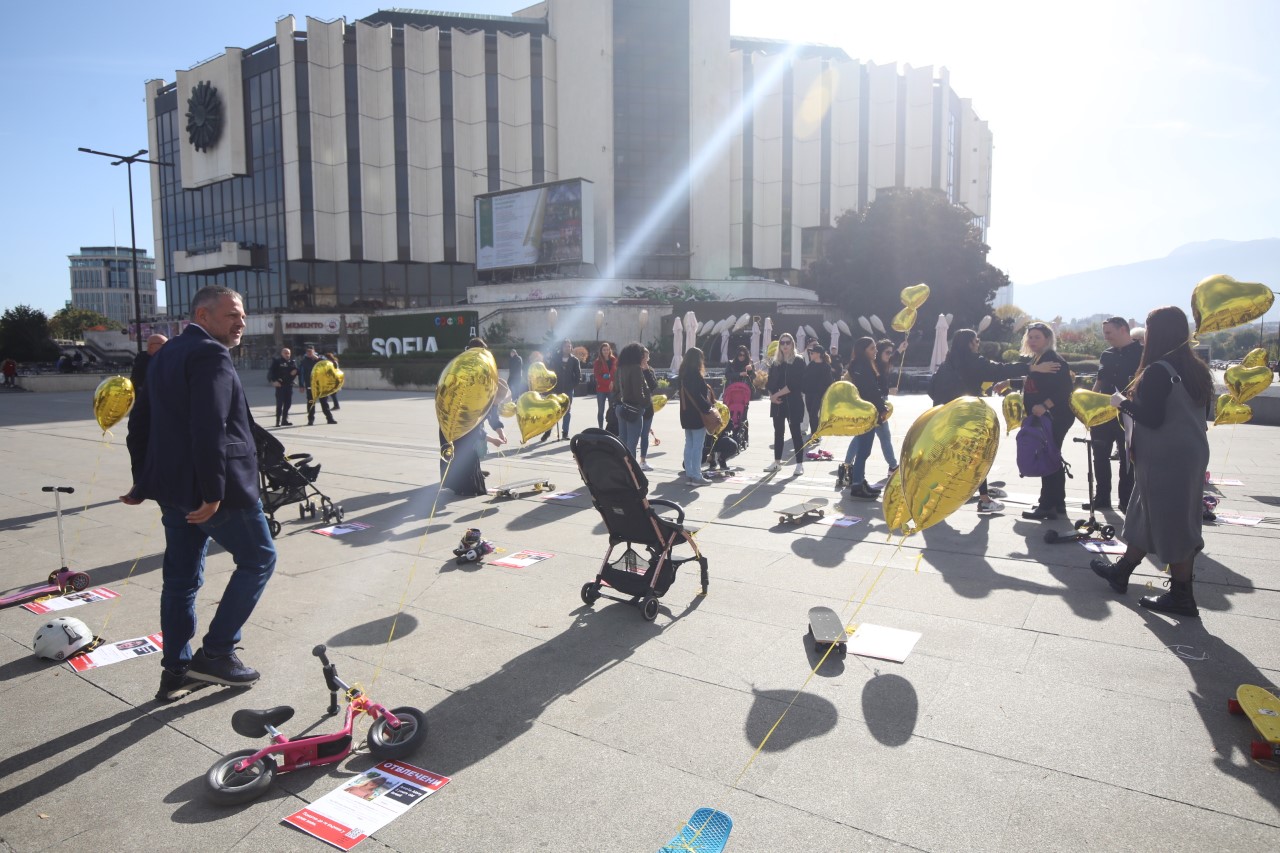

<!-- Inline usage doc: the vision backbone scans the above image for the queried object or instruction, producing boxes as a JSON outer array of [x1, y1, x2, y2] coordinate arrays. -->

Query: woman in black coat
[[1019, 323, 1075, 520], [677, 347, 715, 485], [842, 337, 889, 498], [802, 343, 834, 442], [765, 333, 807, 476], [724, 345, 754, 388]]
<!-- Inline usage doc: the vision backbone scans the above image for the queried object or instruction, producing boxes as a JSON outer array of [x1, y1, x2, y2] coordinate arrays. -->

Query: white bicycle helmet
[[33, 616, 98, 660]]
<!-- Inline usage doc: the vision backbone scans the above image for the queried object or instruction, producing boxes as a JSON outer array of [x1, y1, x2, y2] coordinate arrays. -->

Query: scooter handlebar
[[42, 486, 75, 493]]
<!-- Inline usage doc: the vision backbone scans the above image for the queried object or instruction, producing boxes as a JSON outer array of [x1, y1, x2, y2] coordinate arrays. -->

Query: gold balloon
[[1069, 389, 1119, 429], [436, 349, 500, 454], [650, 394, 667, 414], [753, 369, 769, 390], [1224, 363, 1273, 404], [310, 359, 342, 399], [1214, 394, 1251, 426], [882, 467, 911, 535], [766, 340, 778, 361], [891, 306, 917, 333], [527, 361, 557, 393], [516, 391, 569, 443], [899, 397, 999, 534], [1191, 274, 1274, 333], [93, 375, 135, 432], [899, 283, 931, 309], [884, 400, 894, 420], [499, 401, 517, 418], [811, 381, 879, 439], [711, 401, 730, 437], [1002, 391, 1025, 434], [1241, 347, 1268, 369], [980, 381, 993, 395]]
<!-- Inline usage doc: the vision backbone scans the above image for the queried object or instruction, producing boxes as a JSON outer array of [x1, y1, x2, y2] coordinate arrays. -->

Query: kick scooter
[[0, 486, 91, 609]]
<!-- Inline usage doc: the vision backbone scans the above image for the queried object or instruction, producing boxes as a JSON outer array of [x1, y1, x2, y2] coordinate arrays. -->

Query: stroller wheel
[[640, 596, 659, 622], [268, 519, 282, 539], [299, 504, 307, 520], [580, 583, 600, 606], [335, 506, 344, 523]]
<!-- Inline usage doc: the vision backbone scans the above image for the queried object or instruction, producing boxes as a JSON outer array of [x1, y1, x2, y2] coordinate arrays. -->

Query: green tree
[[0, 305, 60, 362], [808, 189, 1010, 344], [49, 305, 120, 340]]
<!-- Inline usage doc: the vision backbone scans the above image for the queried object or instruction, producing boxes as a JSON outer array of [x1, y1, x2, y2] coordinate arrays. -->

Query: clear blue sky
[[2, 1, 1276, 316]]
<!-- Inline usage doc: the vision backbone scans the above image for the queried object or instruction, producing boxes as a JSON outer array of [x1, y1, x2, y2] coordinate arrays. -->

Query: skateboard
[[1228, 684, 1280, 761], [808, 606, 847, 657], [660, 808, 732, 853], [492, 478, 555, 499], [778, 497, 828, 524]]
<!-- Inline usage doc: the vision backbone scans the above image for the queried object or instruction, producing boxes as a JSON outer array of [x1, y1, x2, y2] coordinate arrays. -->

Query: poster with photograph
[[283, 761, 450, 850], [68, 633, 163, 672], [23, 586, 119, 614], [313, 522, 373, 537], [487, 550, 554, 569]]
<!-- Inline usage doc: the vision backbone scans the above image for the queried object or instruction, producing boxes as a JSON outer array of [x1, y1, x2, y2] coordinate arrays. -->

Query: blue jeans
[[640, 412, 654, 458], [845, 432, 876, 484], [874, 421, 897, 468], [596, 392, 609, 428], [683, 427, 707, 478], [617, 412, 644, 459], [158, 501, 277, 672]]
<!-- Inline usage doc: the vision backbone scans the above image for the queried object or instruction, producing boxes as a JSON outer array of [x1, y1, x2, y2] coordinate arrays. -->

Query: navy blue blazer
[[128, 324, 260, 512]]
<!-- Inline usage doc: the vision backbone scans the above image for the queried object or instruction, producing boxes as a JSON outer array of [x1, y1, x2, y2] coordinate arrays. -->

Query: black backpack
[[928, 361, 963, 405]]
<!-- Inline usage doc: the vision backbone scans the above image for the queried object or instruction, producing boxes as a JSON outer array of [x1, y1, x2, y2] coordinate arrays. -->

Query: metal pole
[[126, 159, 143, 354]]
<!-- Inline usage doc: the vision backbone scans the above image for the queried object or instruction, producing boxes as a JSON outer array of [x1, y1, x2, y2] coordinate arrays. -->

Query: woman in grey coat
[[1090, 306, 1213, 617]]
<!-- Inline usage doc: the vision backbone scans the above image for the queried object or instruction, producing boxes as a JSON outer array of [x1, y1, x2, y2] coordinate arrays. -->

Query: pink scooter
[[0, 486, 90, 609]]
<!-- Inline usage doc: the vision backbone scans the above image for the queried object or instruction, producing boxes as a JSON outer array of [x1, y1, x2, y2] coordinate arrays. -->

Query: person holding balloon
[[765, 333, 807, 476], [541, 339, 582, 442], [873, 340, 903, 474], [1019, 323, 1075, 520], [802, 343, 834, 445], [841, 337, 890, 498], [638, 360, 660, 471], [725, 345, 754, 388], [677, 348, 716, 485], [439, 338, 508, 496], [613, 343, 651, 461], [1091, 306, 1212, 618]]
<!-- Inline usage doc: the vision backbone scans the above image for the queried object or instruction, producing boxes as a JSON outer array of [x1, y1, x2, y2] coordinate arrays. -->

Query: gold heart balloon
[[436, 349, 499, 455], [710, 401, 730, 437], [310, 359, 342, 399], [1214, 394, 1251, 426], [516, 391, 569, 443], [900, 283, 931, 309], [650, 394, 667, 414], [93, 375, 135, 432], [1225, 363, 1273, 404], [891, 306, 918, 333], [1002, 391, 1025, 434], [899, 397, 999, 534], [1241, 347, 1268, 369], [811, 381, 879, 439], [1069, 389, 1119, 429], [1191, 274, 1274, 333], [766, 340, 778, 361], [527, 361, 557, 394], [882, 467, 912, 535], [499, 401, 517, 418]]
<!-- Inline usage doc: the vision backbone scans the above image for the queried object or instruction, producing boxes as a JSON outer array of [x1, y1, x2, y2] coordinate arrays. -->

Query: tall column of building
[[356, 21, 398, 263], [307, 17, 353, 260], [405, 26, 445, 261]]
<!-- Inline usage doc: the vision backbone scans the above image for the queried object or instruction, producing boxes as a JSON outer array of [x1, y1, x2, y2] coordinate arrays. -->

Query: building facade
[[146, 0, 992, 316], [68, 246, 157, 326]]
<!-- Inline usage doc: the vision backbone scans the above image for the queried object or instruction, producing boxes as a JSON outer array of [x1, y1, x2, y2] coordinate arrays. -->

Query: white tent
[[669, 315, 684, 374], [750, 321, 762, 364], [684, 310, 699, 355], [929, 313, 950, 372], [763, 317, 773, 361]]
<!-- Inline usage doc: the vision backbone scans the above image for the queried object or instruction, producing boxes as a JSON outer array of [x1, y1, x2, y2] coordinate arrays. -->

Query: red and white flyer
[[488, 549, 554, 569], [283, 761, 450, 850], [23, 586, 120, 614], [68, 632, 163, 672]]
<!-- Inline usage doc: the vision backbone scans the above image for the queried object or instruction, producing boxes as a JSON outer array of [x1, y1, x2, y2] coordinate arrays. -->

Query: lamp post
[[77, 147, 171, 354]]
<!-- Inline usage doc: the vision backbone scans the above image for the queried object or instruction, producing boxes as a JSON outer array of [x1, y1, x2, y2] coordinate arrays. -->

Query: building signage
[[243, 314, 367, 337], [368, 311, 479, 357], [475, 178, 595, 272]]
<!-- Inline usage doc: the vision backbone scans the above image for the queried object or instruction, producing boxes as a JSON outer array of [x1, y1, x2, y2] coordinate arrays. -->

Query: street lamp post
[[77, 147, 170, 354]]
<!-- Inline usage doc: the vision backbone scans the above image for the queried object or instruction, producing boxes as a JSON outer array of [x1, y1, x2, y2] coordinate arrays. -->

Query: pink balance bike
[[204, 644, 427, 805], [0, 487, 90, 609]]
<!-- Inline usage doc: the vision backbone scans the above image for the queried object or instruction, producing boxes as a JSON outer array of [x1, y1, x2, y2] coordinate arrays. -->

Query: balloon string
[[894, 342, 909, 394], [97, 527, 152, 636]]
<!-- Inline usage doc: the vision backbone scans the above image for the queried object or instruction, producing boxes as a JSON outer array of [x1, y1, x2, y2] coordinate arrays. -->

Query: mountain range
[[1012, 238, 1280, 324]]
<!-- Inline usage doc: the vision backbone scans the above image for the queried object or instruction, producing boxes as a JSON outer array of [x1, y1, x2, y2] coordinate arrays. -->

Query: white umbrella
[[870, 315, 886, 334], [763, 317, 774, 360], [670, 314, 684, 374], [827, 321, 841, 357], [750, 321, 762, 364], [684, 311, 699, 355], [837, 319, 851, 336], [945, 313, 954, 326], [700, 319, 715, 336], [733, 312, 751, 332], [720, 327, 730, 363], [929, 313, 950, 372], [804, 324, 818, 340], [796, 325, 807, 353], [858, 316, 872, 333], [978, 315, 992, 333]]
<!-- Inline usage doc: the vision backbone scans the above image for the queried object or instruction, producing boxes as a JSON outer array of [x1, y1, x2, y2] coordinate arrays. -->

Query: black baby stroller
[[570, 428, 709, 621], [251, 423, 344, 538]]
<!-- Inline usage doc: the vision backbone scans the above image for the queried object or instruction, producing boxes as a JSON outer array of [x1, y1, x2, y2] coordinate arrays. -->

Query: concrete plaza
[[1, 381, 1277, 852]]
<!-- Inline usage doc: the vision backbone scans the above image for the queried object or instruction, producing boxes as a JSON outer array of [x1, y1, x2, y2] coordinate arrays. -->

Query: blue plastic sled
[[660, 808, 732, 852]]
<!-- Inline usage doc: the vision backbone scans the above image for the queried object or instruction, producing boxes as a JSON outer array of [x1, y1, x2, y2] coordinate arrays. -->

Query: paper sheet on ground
[[313, 522, 372, 537], [68, 632, 163, 672], [1213, 512, 1263, 527], [540, 491, 578, 501], [23, 586, 119, 614], [1080, 539, 1127, 555], [816, 515, 863, 527], [1207, 478, 1243, 486], [488, 550, 554, 569], [283, 761, 450, 851], [847, 624, 921, 663]]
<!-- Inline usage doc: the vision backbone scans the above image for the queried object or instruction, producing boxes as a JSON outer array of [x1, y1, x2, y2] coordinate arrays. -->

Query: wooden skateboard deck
[[807, 605, 847, 656], [778, 497, 828, 524], [660, 808, 732, 853], [1230, 684, 1280, 761], [493, 478, 554, 499]]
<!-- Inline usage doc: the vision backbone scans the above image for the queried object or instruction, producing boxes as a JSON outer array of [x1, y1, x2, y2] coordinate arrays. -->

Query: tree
[[808, 189, 1010, 345], [49, 306, 120, 340], [0, 305, 61, 362]]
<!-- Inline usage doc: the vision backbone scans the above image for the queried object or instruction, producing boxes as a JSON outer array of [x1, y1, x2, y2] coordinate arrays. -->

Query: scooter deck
[[660, 808, 732, 853]]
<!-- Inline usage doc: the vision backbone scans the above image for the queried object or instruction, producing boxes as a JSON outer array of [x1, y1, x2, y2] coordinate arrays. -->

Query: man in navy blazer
[[122, 285, 277, 702]]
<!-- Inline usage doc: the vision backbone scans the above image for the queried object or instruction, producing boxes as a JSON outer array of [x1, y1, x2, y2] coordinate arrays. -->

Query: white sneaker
[[639, 461, 653, 471], [794, 463, 805, 476], [977, 498, 1005, 514], [764, 461, 781, 473], [985, 486, 1008, 499]]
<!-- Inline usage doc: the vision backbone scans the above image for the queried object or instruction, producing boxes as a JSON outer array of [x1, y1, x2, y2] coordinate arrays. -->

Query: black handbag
[[618, 402, 643, 422]]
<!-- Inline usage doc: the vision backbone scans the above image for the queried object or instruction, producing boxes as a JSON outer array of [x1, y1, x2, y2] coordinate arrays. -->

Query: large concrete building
[[67, 246, 157, 326], [145, 0, 992, 319]]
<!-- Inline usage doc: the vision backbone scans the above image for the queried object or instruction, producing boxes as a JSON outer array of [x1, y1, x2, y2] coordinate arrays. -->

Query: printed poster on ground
[[283, 761, 450, 850]]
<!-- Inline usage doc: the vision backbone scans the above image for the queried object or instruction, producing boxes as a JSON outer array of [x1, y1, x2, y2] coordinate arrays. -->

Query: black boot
[[835, 464, 849, 489], [849, 482, 879, 500], [860, 479, 881, 496], [1021, 505, 1057, 521], [1139, 579, 1199, 618], [1091, 556, 1137, 593]]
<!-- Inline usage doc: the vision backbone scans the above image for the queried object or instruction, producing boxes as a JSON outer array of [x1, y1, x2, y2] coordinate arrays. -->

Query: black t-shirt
[[1097, 341, 1143, 394]]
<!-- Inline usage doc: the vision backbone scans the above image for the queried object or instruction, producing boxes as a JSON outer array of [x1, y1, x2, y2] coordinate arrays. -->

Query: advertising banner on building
[[475, 178, 595, 271], [243, 315, 368, 337], [368, 311, 479, 357]]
